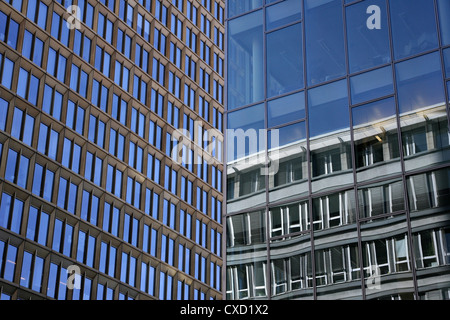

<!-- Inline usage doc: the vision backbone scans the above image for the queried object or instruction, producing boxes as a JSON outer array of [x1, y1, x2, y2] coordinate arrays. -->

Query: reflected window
[[358, 180, 404, 220], [267, 23, 303, 98], [305, 0, 345, 85], [352, 98, 399, 169], [390, 0, 438, 60], [396, 52, 445, 114], [227, 10, 263, 109], [312, 190, 356, 231], [269, 201, 309, 238], [346, 0, 390, 73], [227, 210, 266, 247]]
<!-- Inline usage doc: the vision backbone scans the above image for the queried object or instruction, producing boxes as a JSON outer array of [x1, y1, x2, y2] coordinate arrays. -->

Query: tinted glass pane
[[227, 10, 263, 110], [437, 0, 450, 45], [444, 48, 450, 78], [227, 103, 265, 160], [228, 0, 262, 18], [390, 0, 438, 60], [267, 92, 305, 127], [266, 23, 303, 98], [350, 66, 394, 105], [305, 0, 345, 85], [346, 0, 390, 73], [266, 0, 302, 31], [396, 52, 445, 114], [308, 79, 348, 137]]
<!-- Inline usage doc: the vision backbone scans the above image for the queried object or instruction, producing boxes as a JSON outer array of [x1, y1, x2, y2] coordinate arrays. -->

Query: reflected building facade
[[225, 0, 450, 300], [0, 0, 225, 300]]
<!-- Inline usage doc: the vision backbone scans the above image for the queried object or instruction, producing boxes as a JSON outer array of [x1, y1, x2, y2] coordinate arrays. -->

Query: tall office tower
[[0, 0, 224, 300], [225, 0, 450, 300]]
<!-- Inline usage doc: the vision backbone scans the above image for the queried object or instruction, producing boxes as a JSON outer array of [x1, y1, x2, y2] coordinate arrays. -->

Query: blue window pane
[[228, 0, 262, 18], [227, 103, 265, 160], [5, 149, 17, 183], [227, 10, 263, 110], [308, 79, 348, 137], [268, 91, 305, 128], [38, 210, 49, 246], [269, 121, 306, 150], [346, 0, 390, 73], [7, 19, 19, 50], [396, 52, 445, 114], [305, 0, 345, 85], [17, 155, 29, 189], [20, 251, 32, 288], [0, 98, 8, 131], [267, 23, 303, 98], [437, 0, 450, 45], [444, 48, 450, 78], [1, 57, 14, 89], [266, 0, 301, 31], [350, 66, 394, 105], [17, 68, 29, 100], [390, 0, 438, 60]]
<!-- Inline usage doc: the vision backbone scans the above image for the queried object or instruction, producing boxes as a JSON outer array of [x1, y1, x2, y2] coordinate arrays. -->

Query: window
[[57, 177, 78, 214], [350, 66, 394, 105], [94, 45, 111, 77], [22, 30, 44, 67], [17, 68, 40, 105], [358, 180, 404, 219], [20, 251, 44, 293], [149, 120, 163, 150], [11, 107, 35, 146], [147, 153, 161, 183], [88, 115, 106, 148], [266, 23, 303, 98], [70, 64, 89, 98], [0, 11, 19, 49], [62, 137, 82, 174], [0, 53, 14, 89], [133, 75, 148, 106], [5, 149, 29, 189], [305, 0, 345, 85], [37, 123, 59, 160], [85, 151, 103, 187], [144, 188, 160, 220], [81, 190, 99, 226], [111, 94, 128, 125], [153, 28, 167, 55], [97, 12, 113, 44], [114, 60, 130, 91], [227, 210, 266, 247], [142, 223, 158, 257], [135, 43, 149, 73], [47, 263, 68, 299], [0, 240, 18, 282], [91, 80, 109, 112], [126, 176, 142, 209], [152, 57, 166, 86], [390, 0, 438, 60], [66, 100, 85, 135], [42, 84, 63, 121], [78, 0, 94, 29], [185, 27, 197, 52], [32, 163, 55, 202], [106, 164, 123, 198], [120, 252, 137, 286], [99, 241, 117, 277], [26, 206, 50, 246], [73, 30, 92, 63], [130, 108, 146, 138], [47, 48, 67, 83], [52, 218, 74, 257], [170, 14, 183, 40], [50, 11, 69, 46], [129, 141, 144, 173], [0, 192, 24, 234], [346, 0, 390, 73], [103, 201, 120, 237], [140, 262, 156, 295], [109, 127, 125, 161], [116, 28, 132, 59], [119, 0, 134, 27]]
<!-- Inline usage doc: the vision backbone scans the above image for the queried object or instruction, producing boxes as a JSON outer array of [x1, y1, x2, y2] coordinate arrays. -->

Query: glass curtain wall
[[226, 0, 450, 300]]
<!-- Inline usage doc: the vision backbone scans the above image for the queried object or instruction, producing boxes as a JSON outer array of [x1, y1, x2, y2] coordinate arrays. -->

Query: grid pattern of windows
[[0, 0, 224, 301], [226, 0, 450, 301]]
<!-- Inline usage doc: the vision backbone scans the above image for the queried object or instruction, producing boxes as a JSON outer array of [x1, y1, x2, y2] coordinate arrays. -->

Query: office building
[[225, 0, 450, 300], [0, 0, 224, 300]]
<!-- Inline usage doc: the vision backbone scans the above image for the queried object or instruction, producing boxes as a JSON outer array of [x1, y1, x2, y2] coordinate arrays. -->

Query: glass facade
[[226, 0, 450, 300], [0, 0, 224, 300]]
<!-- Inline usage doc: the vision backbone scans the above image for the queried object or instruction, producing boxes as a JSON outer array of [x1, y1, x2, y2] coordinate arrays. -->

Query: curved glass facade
[[226, 0, 450, 300]]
